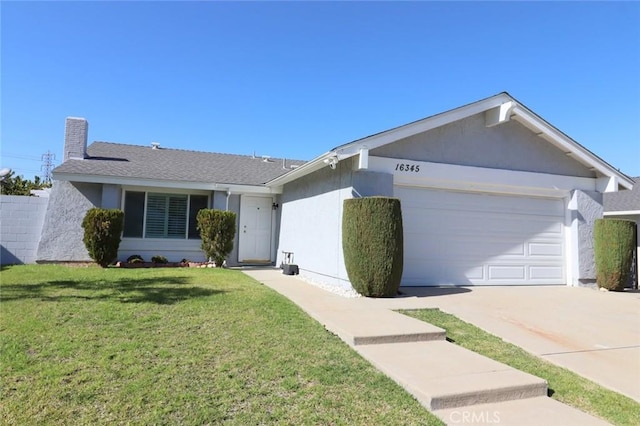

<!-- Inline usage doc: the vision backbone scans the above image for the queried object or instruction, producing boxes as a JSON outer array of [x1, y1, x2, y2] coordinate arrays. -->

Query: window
[[122, 191, 209, 239]]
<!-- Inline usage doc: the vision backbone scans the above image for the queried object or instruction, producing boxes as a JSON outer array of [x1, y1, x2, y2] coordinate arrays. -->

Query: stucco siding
[[101, 184, 121, 209], [371, 113, 595, 178], [37, 181, 102, 262], [118, 239, 206, 263], [226, 194, 241, 266], [0, 195, 49, 265], [568, 190, 604, 287], [278, 161, 353, 290]]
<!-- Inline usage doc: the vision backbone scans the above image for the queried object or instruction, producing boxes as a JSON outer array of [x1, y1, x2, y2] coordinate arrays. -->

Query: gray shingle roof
[[604, 177, 640, 212], [53, 142, 306, 186]]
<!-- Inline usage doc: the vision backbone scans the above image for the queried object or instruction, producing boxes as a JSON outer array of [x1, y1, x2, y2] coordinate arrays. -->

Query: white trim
[[603, 210, 640, 216], [566, 193, 580, 287], [122, 185, 211, 195], [266, 151, 334, 187], [510, 106, 631, 190], [485, 101, 515, 127], [369, 156, 594, 198], [266, 93, 633, 191], [54, 172, 281, 194]]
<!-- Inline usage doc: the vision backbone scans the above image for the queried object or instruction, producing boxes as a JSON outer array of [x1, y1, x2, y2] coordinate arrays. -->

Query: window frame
[[121, 187, 210, 240]]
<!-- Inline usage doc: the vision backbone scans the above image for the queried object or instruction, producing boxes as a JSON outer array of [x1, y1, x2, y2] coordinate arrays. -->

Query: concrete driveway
[[372, 285, 640, 402]]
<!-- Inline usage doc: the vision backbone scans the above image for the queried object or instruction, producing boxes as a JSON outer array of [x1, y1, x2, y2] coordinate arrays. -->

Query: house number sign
[[395, 163, 421, 173]]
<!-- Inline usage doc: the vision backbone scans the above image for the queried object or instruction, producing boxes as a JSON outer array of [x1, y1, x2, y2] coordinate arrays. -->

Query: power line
[[2, 154, 42, 161]]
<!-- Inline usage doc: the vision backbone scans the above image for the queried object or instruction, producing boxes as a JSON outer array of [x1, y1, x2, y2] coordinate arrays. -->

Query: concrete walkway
[[243, 269, 617, 425]]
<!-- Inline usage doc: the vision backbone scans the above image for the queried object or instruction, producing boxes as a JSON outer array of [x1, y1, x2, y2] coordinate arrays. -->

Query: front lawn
[[1, 265, 442, 425]]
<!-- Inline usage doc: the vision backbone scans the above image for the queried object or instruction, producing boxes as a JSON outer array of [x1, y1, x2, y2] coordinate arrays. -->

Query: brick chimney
[[64, 117, 88, 161]]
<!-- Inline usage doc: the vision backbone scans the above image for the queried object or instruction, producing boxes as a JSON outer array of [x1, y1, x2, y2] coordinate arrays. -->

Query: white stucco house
[[37, 92, 634, 291]]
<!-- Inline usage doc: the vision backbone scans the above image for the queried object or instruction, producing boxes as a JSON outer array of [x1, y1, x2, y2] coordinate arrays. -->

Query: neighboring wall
[[0, 195, 49, 265], [37, 181, 102, 262]]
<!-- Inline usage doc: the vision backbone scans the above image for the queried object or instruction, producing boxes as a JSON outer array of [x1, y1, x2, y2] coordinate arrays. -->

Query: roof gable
[[268, 93, 633, 190]]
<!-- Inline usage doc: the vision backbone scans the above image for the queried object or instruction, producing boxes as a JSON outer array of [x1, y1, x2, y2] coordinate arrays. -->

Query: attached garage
[[271, 93, 634, 291], [396, 186, 566, 286]]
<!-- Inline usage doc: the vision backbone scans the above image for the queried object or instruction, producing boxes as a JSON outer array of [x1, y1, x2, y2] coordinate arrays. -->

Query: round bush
[[342, 197, 403, 297], [594, 218, 636, 291], [127, 254, 144, 264], [151, 255, 168, 264]]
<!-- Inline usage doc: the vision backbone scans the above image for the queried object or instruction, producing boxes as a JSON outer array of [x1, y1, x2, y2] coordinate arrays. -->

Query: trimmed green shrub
[[594, 218, 636, 291], [81, 208, 124, 268], [151, 255, 168, 264], [127, 254, 144, 264], [197, 209, 237, 267], [342, 197, 404, 297]]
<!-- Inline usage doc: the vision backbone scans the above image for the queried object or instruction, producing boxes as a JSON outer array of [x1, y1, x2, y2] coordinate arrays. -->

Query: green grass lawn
[[400, 308, 640, 426], [1, 265, 443, 425]]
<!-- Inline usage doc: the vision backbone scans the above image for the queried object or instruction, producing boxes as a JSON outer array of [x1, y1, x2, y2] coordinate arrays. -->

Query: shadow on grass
[[0, 276, 223, 305]]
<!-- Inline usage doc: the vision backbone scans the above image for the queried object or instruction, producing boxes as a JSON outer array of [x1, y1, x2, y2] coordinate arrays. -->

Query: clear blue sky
[[2, 1, 639, 181]]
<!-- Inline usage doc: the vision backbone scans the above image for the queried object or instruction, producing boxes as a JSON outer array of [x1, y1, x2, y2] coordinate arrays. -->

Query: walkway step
[[433, 396, 610, 425], [323, 309, 446, 346], [355, 341, 548, 410]]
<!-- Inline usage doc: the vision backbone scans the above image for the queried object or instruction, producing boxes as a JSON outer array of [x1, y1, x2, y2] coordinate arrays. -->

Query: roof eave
[[267, 93, 633, 191], [53, 171, 281, 194], [267, 94, 513, 187], [509, 105, 634, 190]]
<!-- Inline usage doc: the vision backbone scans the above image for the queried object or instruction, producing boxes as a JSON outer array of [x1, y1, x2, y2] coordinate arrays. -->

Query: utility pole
[[41, 151, 55, 184]]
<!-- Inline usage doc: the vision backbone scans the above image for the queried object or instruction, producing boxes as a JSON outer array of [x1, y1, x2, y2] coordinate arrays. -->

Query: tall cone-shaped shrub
[[197, 209, 236, 267], [594, 218, 636, 291], [342, 197, 403, 297], [81, 208, 124, 267]]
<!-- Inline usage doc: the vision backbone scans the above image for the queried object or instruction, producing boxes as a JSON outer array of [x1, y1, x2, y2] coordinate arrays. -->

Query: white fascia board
[[511, 106, 633, 190], [267, 94, 513, 187], [54, 172, 280, 194], [370, 156, 595, 198], [603, 210, 640, 216], [335, 95, 512, 159], [266, 152, 333, 187]]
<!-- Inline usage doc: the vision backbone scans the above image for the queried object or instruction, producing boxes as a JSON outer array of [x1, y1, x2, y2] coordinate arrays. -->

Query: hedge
[[594, 218, 636, 291], [342, 197, 403, 297]]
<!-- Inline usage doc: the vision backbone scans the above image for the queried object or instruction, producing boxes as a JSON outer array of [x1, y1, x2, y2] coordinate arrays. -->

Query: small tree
[[342, 197, 404, 297], [0, 172, 51, 196], [197, 209, 237, 267], [81, 208, 124, 267], [594, 218, 636, 291]]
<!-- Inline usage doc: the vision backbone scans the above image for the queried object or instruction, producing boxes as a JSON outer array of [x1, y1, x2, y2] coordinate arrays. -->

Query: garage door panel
[[396, 186, 566, 286], [488, 266, 525, 280], [530, 266, 564, 280], [404, 210, 563, 238], [529, 242, 563, 257]]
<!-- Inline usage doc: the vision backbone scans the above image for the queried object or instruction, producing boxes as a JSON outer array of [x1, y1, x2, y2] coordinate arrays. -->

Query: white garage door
[[396, 187, 565, 286]]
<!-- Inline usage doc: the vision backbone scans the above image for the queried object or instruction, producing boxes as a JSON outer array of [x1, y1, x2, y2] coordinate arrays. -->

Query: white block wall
[[1, 195, 49, 265]]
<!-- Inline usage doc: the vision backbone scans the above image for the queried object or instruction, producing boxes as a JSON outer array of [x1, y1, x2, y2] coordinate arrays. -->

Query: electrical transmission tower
[[41, 151, 55, 184]]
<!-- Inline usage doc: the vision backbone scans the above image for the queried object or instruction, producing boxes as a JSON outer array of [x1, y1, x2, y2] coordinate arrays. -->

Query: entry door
[[238, 196, 272, 263]]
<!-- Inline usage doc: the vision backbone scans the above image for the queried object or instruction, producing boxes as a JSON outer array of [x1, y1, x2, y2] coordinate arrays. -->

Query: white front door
[[238, 196, 273, 263]]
